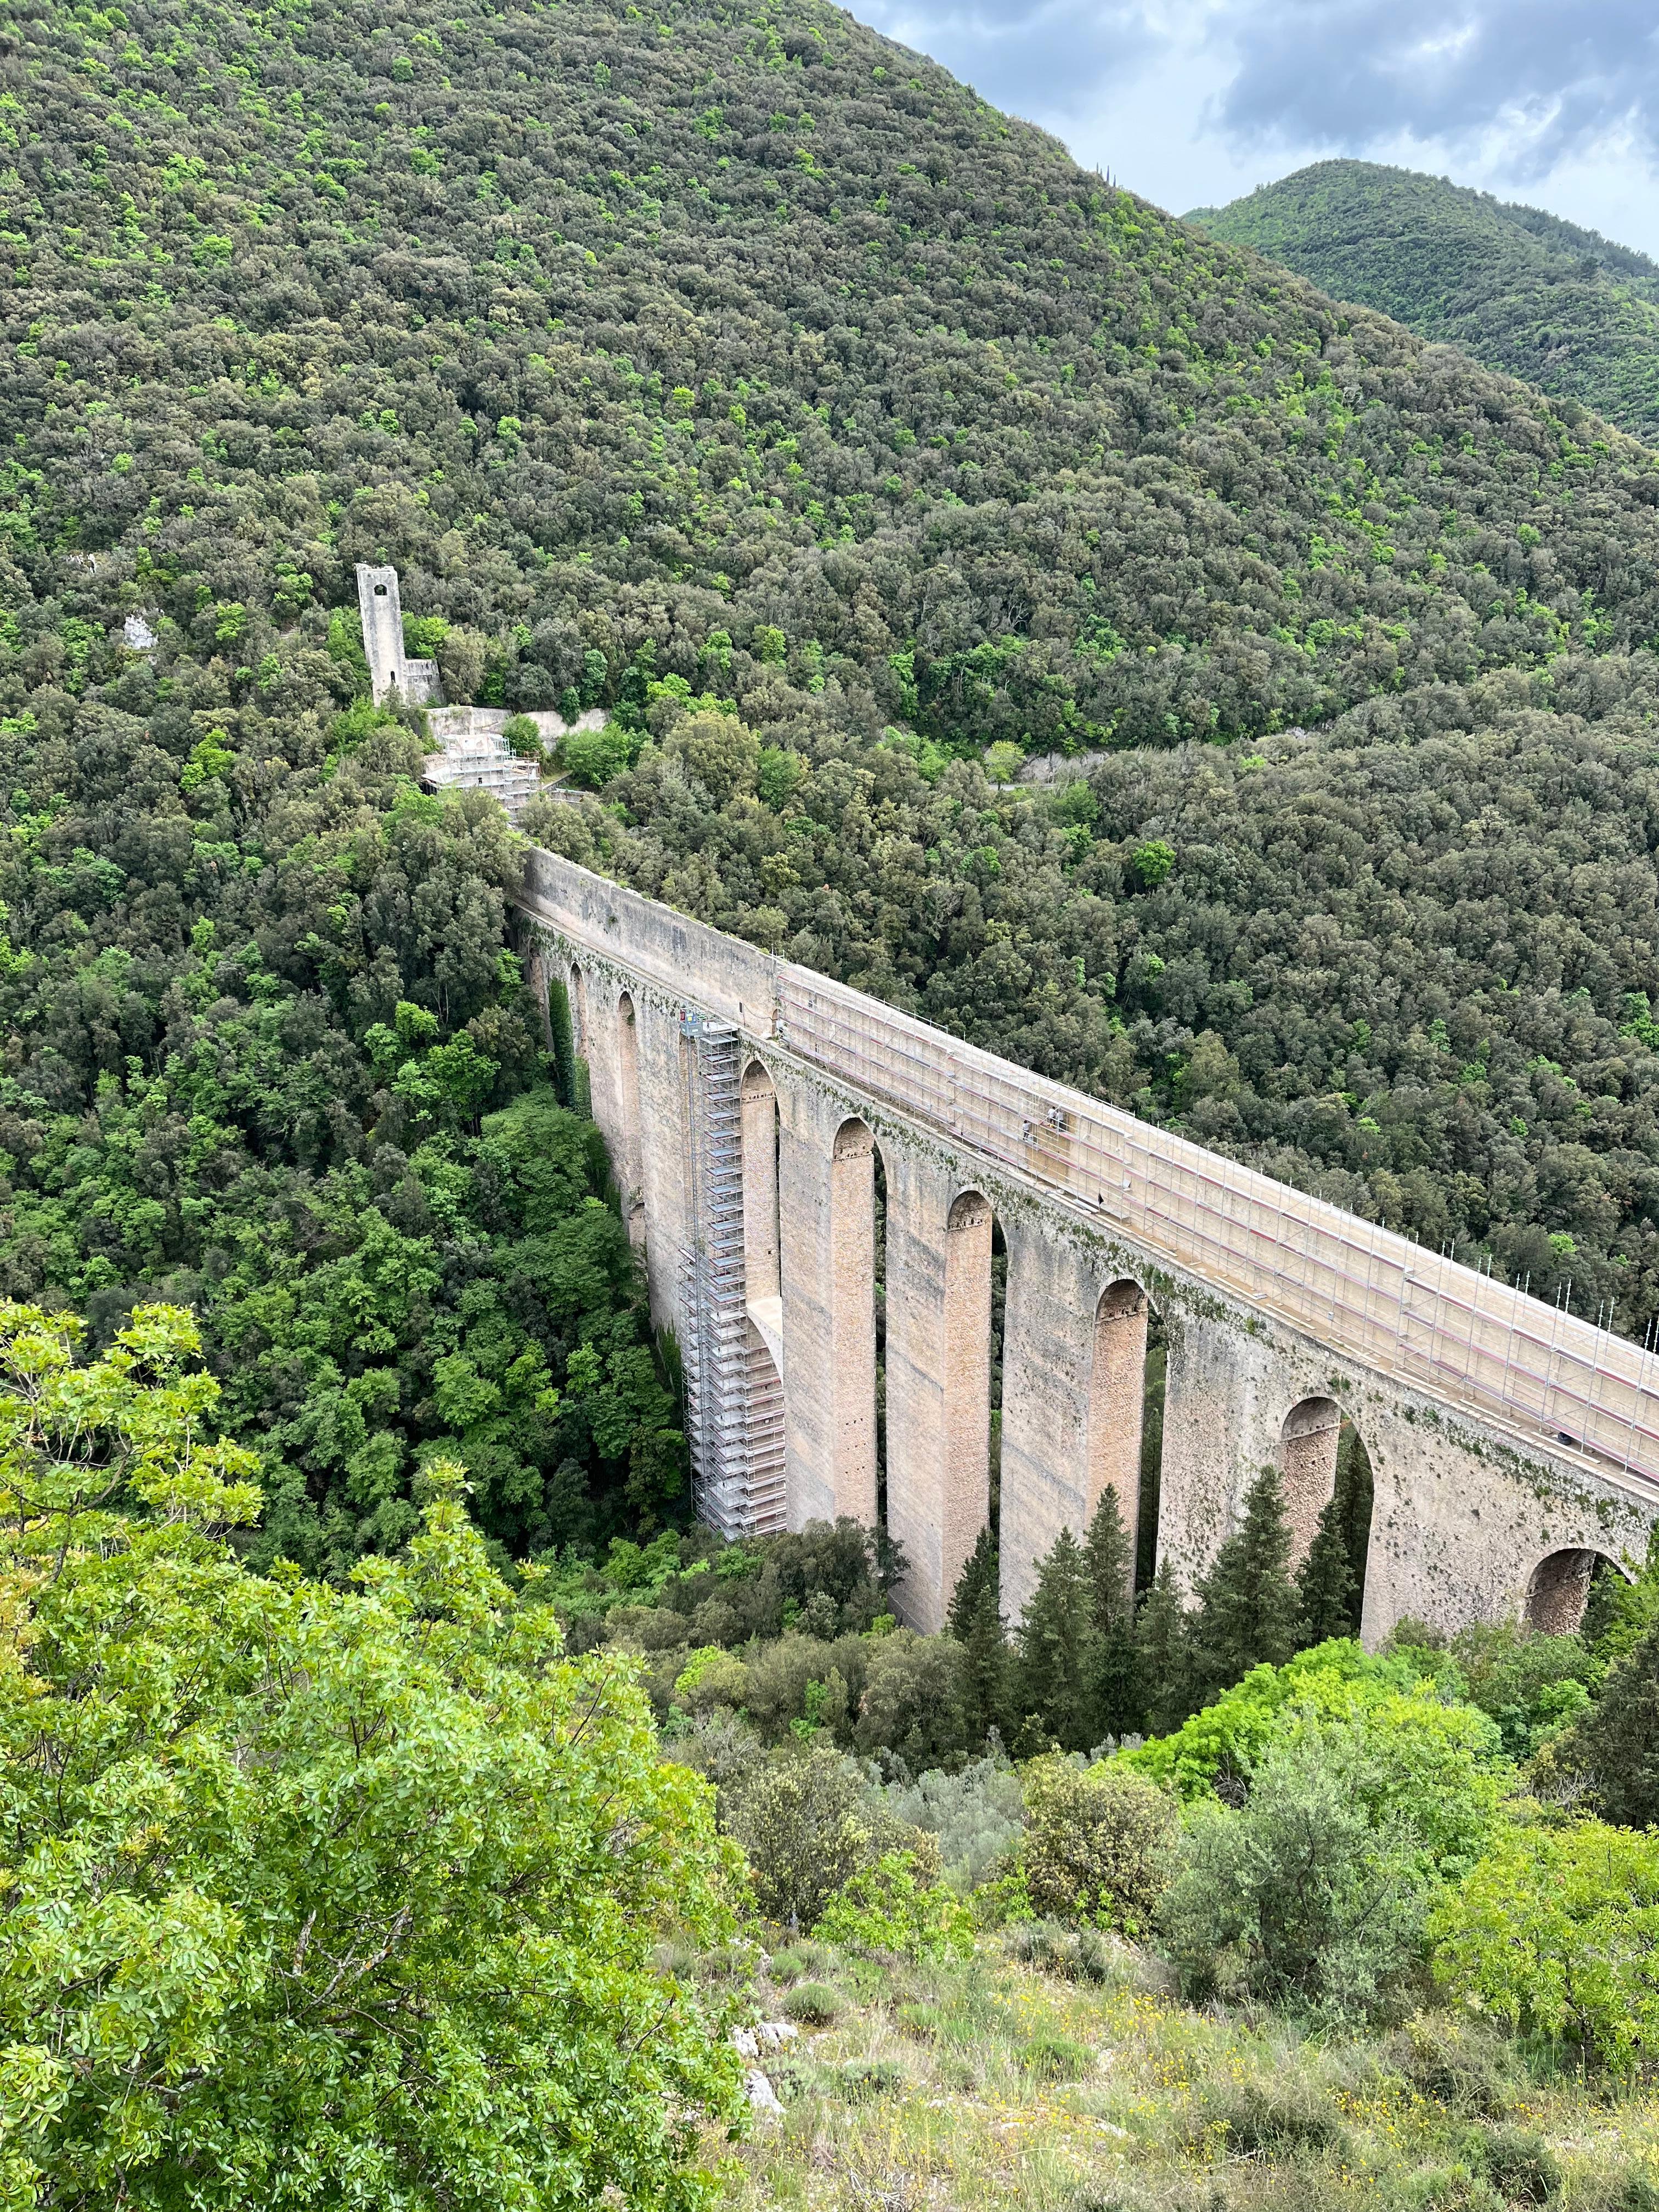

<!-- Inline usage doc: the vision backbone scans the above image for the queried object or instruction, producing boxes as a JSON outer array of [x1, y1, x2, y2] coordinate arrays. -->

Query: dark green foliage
[[961, 1578, 1014, 1746], [1083, 1485, 1135, 1629], [948, 1523, 1000, 1642], [1135, 1560, 1196, 1738], [1015, 1527, 1099, 1753], [1083, 1485, 1141, 1737], [1296, 1493, 1359, 1649], [7, 0, 1659, 1401], [1189, 161, 1659, 438], [1552, 1615, 1659, 1825], [1190, 1468, 1300, 1705]]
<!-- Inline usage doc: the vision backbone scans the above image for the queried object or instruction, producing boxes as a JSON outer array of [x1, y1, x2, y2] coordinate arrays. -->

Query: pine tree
[[1083, 1486, 1141, 1737], [947, 1522, 999, 1644], [1294, 1489, 1357, 1650], [1135, 1559, 1195, 1737], [1014, 1526, 1099, 1753], [961, 1577, 1012, 1746], [1190, 1465, 1300, 1705]]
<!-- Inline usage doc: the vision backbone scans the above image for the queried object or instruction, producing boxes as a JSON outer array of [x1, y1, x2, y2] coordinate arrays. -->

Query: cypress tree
[[947, 1522, 1000, 1644], [1135, 1559, 1195, 1737], [961, 1577, 1013, 1746], [1294, 1489, 1357, 1650], [1190, 1466, 1300, 1705], [1083, 1485, 1135, 1633], [1014, 1526, 1099, 1753], [1084, 1485, 1141, 1737]]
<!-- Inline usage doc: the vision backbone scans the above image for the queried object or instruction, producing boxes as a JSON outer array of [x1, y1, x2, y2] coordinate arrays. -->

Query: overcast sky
[[855, 0, 1659, 256]]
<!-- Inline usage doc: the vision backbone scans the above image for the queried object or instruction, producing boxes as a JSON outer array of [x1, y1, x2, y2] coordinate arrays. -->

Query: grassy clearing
[[712, 1935, 1659, 2211]]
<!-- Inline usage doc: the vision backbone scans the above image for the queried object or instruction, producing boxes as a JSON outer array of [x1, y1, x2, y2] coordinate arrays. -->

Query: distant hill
[[1187, 161, 1659, 440]]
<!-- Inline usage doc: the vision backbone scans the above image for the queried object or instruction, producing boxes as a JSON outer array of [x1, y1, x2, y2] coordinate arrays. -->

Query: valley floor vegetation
[[7, 1295, 1658, 2208]]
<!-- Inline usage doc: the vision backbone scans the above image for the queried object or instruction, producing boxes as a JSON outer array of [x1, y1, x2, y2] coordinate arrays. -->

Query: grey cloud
[[1212, 0, 1659, 173], [861, 0, 1659, 182]]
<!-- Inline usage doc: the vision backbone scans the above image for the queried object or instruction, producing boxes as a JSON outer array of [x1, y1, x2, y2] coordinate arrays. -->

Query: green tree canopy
[[0, 1302, 743, 2210]]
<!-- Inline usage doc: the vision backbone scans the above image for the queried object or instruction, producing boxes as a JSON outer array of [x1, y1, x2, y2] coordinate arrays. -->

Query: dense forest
[[1188, 162, 1659, 441]]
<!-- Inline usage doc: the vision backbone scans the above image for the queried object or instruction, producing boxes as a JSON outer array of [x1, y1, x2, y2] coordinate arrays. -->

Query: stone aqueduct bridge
[[516, 849, 1659, 1639]]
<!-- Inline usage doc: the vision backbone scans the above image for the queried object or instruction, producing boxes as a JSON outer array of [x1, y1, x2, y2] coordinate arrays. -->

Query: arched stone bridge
[[517, 849, 1659, 1641]]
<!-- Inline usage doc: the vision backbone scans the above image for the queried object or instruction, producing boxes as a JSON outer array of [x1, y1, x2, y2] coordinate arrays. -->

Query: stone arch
[[1087, 1278, 1152, 1596], [1525, 1546, 1627, 1635], [740, 1059, 781, 1306], [616, 990, 644, 1246], [1279, 1395, 1343, 1562], [830, 1116, 878, 1523], [943, 1188, 996, 1606]]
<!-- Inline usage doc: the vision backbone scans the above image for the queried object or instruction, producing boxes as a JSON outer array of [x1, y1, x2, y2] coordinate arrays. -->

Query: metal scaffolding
[[678, 1017, 787, 1538]]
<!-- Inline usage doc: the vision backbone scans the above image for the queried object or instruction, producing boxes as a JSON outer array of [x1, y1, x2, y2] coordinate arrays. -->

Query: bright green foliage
[[1388, 1617, 1601, 1762], [816, 1851, 975, 1963], [1123, 1640, 1439, 1798], [1189, 1467, 1301, 1703], [1020, 1757, 1177, 1935], [1431, 1819, 1659, 2069], [1159, 1720, 1438, 2024], [1014, 1527, 1099, 1753], [1189, 160, 1659, 439], [559, 721, 639, 789], [0, 1304, 745, 2211]]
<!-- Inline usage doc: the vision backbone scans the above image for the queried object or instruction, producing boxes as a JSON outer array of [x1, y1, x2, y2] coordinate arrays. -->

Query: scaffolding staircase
[[679, 1019, 787, 1538]]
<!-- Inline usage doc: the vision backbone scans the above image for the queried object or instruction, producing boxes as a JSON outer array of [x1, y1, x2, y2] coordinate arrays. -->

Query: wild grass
[[712, 1934, 1659, 2212]]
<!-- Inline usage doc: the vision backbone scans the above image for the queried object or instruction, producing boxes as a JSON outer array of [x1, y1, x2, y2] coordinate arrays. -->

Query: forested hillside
[[1188, 162, 1659, 441], [9, 0, 1659, 1547]]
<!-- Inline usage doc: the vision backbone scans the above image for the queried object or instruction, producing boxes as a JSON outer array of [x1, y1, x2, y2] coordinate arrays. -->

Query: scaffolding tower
[[679, 1018, 787, 1538]]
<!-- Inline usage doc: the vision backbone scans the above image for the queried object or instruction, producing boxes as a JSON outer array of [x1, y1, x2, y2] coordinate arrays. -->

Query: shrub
[[828, 2057, 907, 2103], [1387, 2012, 1517, 2118], [501, 711, 543, 757], [1121, 1639, 1426, 1799], [1472, 2126, 1562, 2205], [782, 1981, 842, 2027], [881, 1754, 1025, 1888], [1159, 1722, 1434, 2022], [1006, 1920, 1121, 1985], [721, 1746, 926, 1926], [853, 1627, 973, 1769], [1192, 2071, 1348, 2157], [1429, 1816, 1659, 2069], [1022, 1758, 1177, 1933], [1023, 2032, 1092, 2081], [816, 1850, 975, 1962]]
